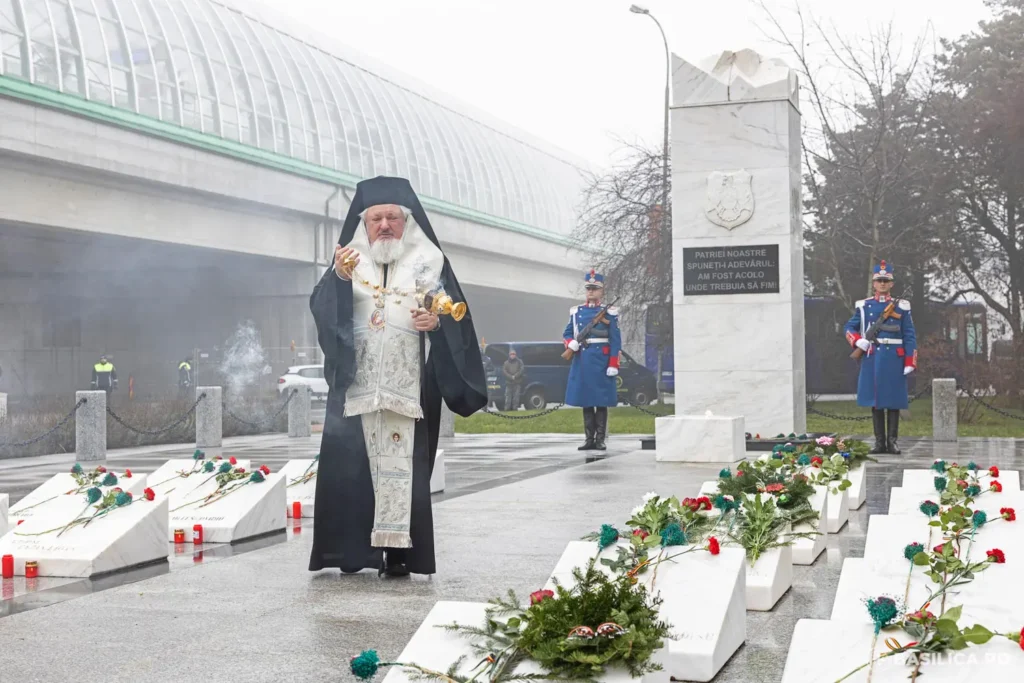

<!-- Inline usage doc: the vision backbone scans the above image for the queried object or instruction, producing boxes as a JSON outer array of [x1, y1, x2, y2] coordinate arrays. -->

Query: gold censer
[[418, 289, 466, 322]]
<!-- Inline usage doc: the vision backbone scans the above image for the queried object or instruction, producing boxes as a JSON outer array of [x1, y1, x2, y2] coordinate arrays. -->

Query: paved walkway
[[0, 436, 1021, 682]]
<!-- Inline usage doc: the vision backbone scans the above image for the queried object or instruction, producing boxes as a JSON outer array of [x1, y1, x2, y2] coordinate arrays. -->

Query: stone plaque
[[705, 170, 754, 229], [682, 245, 780, 295]]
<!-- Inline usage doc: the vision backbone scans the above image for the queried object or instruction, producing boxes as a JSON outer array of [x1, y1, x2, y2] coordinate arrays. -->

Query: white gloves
[[567, 340, 580, 352], [855, 338, 871, 352], [904, 366, 915, 376], [606, 367, 619, 377]]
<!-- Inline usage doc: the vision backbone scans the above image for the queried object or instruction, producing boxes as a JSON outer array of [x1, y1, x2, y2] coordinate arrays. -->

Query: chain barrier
[[806, 386, 933, 422], [0, 398, 86, 450], [620, 396, 672, 417], [483, 402, 566, 420], [105, 393, 205, 436], [969, 394, 1024, 422], [223, 389, 296, 429]]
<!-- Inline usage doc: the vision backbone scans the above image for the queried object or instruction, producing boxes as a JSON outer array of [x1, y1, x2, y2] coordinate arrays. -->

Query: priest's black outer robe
[[308, 177, 488, 575]]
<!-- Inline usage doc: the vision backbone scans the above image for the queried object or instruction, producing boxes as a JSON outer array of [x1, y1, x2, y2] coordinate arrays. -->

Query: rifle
[[562, 300, 618, 361], [851, 288, 911, 360]]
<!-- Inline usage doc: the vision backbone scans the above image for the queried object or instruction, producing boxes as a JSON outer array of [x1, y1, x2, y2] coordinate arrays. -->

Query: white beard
[[369, 236, 405, 265]]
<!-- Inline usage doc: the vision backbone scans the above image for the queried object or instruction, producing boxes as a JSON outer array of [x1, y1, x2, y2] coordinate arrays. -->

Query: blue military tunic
[[563, 303, 621, 407], [844, 296, 918, 409]]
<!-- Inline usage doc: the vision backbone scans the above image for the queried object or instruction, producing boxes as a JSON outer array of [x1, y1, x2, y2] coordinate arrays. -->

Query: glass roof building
[[0, 0, 587, 235]]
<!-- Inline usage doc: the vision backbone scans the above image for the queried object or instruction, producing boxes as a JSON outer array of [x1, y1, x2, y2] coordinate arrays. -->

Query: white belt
[[876, 338, 903, 345], [587, 338, 609, 344]]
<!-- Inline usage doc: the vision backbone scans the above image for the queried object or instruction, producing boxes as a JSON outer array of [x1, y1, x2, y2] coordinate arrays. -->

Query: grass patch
[[456, 399, 1024, 438]]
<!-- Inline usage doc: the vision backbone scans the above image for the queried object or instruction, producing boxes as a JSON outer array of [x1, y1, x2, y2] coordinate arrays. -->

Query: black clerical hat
[[337, 176, 439, 249]]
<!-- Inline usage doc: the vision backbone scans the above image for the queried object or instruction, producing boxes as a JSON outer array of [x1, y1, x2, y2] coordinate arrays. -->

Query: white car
[[278, 365, 329, 401]]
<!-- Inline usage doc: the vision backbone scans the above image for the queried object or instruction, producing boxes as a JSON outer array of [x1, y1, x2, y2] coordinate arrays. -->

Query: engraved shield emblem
[[705, 170, 754, 230]]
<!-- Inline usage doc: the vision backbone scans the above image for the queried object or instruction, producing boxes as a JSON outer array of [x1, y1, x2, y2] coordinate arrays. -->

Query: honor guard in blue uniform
[[563, 270, 621, 451], [843, 260, 918, 454]]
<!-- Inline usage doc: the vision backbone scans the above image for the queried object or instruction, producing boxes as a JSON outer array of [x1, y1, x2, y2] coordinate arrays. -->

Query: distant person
[[502, 348, 526, 411], [178, 357, 193, 398], [843, 260, 917, 455], [91, 355, 117, 395], [562, 270, 621, 451]]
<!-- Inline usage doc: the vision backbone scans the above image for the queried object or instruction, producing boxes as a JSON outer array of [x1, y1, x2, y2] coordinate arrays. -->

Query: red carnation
[[707, 537, 721, 555], [1001, 507, 1016, 522], [143, 488, 155, 501], [765, 483, 785, 494], [97, 466, 107, 473], [259, 465, 271, 475], [986, 548, 1006, 564], [123, 469, 133, 478], [696, 496, 712, 510], [934, 543, 946, 554], [956, 479, 968, 489], [126, 492, 133, 500], [229, 456, 238, 465], [811, 456, 823, 466], [1019, 627, 1024, 651], [908, 609, 935, 622], [682, 497, 700, 512], [237, 468, 245, 474], [990, 466, 1000, 477], [632, 529, 649, 540], [529, 589, 554, 605], [991, 480, 1003, 493], [113, 487, 123, 493]]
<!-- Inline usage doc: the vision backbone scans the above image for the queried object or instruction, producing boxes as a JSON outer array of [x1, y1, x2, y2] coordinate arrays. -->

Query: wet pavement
[[0, 435, 1020, 682]]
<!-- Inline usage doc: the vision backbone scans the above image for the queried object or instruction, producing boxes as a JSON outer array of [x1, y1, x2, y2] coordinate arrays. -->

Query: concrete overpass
[[0, 0, 591, 396]]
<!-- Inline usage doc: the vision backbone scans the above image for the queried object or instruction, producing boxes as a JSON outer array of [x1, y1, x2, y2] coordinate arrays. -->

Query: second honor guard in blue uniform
[[563, 270, 621, 451], [843, 260, 918, 454]]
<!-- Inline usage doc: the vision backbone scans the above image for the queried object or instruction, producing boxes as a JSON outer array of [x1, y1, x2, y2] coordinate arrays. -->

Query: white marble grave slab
[[861, 514, 936, 564], [280, 459, 317, 518], [382, 601, 636, 683], [791, 486, 827, 565], [147, 458, 252, 502], [9, 468, 149, 524], [0, 494, 168, 577], [0, 493, 8, 537], [167, 472, 285, 543], [847, 463, 867, 509], [431, 448, 445, 494], [699, 480, 719, 497], [887, 488, 1024, 518], [544, 540, 746, 682], [655, 415, 745, 462], [824, 486, 850, 533], [744, 535, 793, 611], [902, 469, 1020, 493], [783, 619, 1021, 682]]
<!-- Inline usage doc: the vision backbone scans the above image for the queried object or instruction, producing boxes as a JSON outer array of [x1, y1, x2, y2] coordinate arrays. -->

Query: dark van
[[482, 341, 658, 410]]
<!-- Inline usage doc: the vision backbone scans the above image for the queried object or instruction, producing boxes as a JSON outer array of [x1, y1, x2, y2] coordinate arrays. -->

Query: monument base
[[431, 449, 445, 494], [655, 415, 745, 463]]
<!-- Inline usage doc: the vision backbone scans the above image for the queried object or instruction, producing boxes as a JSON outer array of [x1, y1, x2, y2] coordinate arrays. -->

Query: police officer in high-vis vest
[[91, 355, 118, 394], [843, 260, 917, 454], [178, 357, 193, 398], [563, 270, 621, 451]]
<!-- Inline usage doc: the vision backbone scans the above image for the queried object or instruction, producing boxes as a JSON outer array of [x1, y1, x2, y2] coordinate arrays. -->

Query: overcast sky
[[275, 0, 991, 167]]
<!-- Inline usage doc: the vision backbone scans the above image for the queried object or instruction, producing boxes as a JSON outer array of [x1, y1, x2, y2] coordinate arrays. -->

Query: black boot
[[379, 549, 410, 578], [578, 408, 596, 450], [871, 408, 887, 454], [594, 407, 608, 450], [887, 410, 901, 455]]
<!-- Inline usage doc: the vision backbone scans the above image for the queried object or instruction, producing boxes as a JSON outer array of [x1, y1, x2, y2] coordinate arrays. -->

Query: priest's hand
[[411, 307, 440, 332], [334, 245, 359, 280]]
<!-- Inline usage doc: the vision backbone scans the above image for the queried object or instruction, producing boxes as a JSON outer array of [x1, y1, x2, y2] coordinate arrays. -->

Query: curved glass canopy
[[0, 0, 585, 234]]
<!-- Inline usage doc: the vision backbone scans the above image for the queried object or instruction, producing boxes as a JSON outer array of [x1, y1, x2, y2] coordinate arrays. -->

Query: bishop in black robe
[[308, 176, 487, 576]]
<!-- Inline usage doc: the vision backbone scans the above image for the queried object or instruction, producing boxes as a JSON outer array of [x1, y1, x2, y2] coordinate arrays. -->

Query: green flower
[[115, 491, 131, 506], [903, 542, 924, 561], [598, 524, 619, 550], [965, 485, 981, 498], [972, 510, 988, 528], [775, 433, 785, 439], [865, 596, 901, 635], [967, 461, 979, 471], [931, 460, 946, 473], [772, 444, 783, 453], [797, 454, 811, 466], [798, 434, 808, 439], [660, 523, 686, 547], [249, 471, 265, 483], [934, 476, 947, 492], [719, 468, 731, 478], [86, 487, 103, 504], [713, 494, 738, 512], [71, 463, 83, 475], [102, 473, 118, 487], [783, 444, 796, 453], [350, 650, 381, 680], [778, 493, 791, 505], [193, 449, 205, 460], [919, 501, 940, 517], [219, 462, 232, 474], [203, 461, 215, 472]]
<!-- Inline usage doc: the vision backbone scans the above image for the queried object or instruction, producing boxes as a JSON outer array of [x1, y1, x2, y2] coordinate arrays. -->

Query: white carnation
[[631, 504, 645, 517], [642, 491, 659, 503]]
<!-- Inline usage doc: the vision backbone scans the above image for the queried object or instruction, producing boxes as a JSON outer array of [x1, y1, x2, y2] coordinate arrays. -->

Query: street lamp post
[[630, 4, 670, 401]]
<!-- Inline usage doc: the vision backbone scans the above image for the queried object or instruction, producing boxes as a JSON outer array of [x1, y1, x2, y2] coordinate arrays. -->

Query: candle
[[24, 561, 38, 579], [173, 528, 185, 544], [1, 554, 13, 579], [292, 501, 302, 519], [192, 524, 203, 544]]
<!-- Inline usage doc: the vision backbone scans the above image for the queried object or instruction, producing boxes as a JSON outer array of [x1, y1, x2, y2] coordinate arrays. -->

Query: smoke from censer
[[219, 322, 270, 402]]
